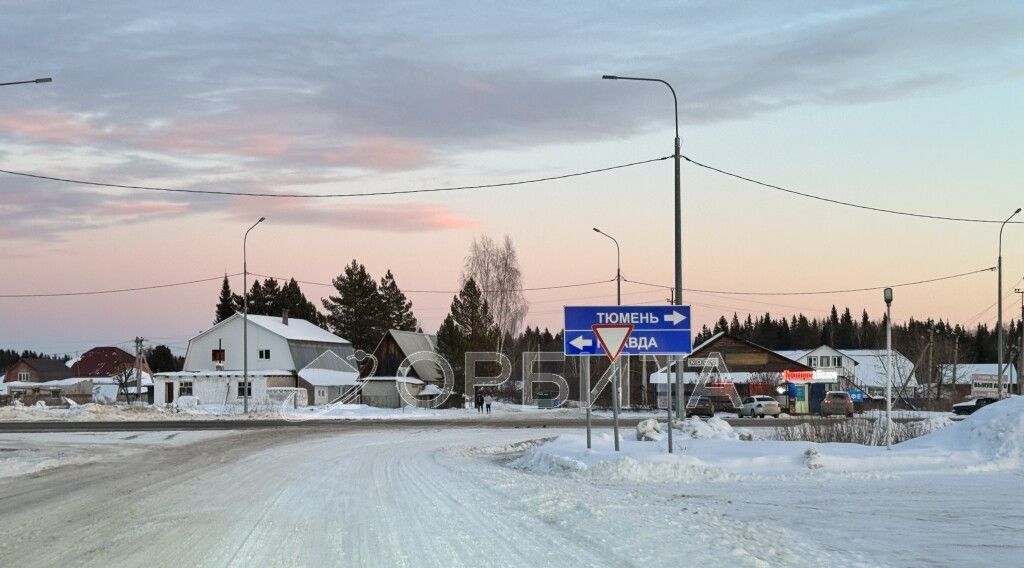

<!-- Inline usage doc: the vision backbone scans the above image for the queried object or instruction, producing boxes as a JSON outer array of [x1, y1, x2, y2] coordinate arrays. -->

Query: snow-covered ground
[[0, 400, 663, 422], [0, 400, 1019, 566], [0, 430, 235, 479]]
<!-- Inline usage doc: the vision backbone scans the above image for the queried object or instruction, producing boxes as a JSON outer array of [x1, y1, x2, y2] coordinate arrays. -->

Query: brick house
[[3, 358, 73, 383]]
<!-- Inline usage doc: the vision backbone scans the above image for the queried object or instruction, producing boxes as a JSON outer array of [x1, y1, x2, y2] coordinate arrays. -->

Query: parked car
[[737, 395, 781, 418], [952, 397, 1000, 415], [688, 395, 715, 417], [821, 391, 854, 417]]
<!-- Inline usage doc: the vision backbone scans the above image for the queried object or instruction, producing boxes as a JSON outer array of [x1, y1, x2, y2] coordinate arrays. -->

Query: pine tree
[[214, 275, 237, 324], [436, 278, 497, 398], [278, 278, 325, 326], [378, 270, 418, 332], [322, 260, 383, 352]]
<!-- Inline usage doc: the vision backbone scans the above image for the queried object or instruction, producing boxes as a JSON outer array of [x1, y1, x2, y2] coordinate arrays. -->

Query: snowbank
[[511, 400, 1024, 481], [900, 396, 1024, 469]]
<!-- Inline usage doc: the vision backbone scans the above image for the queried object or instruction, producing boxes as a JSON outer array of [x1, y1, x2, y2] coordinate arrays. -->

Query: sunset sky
[[1, 1, 1022, 355]]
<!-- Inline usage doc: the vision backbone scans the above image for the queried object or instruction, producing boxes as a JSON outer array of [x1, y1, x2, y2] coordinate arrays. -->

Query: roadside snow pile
[[672, 416, 739, 440], [510, 432, 733, 483], [899, 396, 1024, 468], [0, 403, 174, 422]]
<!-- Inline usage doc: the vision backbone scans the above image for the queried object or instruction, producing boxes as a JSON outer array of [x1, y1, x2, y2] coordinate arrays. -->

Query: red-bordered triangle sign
[[591, 324, 634, 363]]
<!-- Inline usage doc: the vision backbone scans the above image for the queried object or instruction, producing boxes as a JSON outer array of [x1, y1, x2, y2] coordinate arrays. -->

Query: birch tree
[[462, 235, 528, 353]]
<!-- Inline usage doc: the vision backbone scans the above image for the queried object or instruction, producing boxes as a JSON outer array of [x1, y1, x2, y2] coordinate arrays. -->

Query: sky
[[1, 1, 1022, 355]]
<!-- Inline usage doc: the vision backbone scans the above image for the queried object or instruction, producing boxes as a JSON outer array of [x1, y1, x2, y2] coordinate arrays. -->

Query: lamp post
[[592, 227, 623, 451], [602, 74, 685, 420], [884, 287, 893, 450], [592, 227, 621, 305], [243, 217, 266, 414], [0, 77, 52, 87], [997, 208, 1021, 398]]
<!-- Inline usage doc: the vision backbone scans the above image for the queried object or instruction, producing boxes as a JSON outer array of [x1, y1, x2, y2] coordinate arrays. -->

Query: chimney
[[282, 309, 289, 325]]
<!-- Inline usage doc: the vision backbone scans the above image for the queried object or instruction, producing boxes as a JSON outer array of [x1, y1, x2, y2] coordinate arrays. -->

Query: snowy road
[[0, 426, 1019, 567]]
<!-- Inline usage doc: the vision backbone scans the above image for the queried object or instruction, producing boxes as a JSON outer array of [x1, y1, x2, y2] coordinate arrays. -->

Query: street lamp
[[884, 287, 893, 450], [997, 208, 1021, 398], [242, 217, 266, 414], [0, 77, 52, 87], [602, 73, 685, 420], [592, 227, 623, 450], [592, 227, 621, 305]]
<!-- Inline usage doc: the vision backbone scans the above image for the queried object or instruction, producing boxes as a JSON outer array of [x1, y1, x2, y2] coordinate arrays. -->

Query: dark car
[[952, 397, 1000, 415], [688, 395, 716, 417], [821, 391, 854, 418]]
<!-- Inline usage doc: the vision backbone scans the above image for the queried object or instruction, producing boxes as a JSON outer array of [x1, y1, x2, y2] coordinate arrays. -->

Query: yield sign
[[591, 324, 634, 363]]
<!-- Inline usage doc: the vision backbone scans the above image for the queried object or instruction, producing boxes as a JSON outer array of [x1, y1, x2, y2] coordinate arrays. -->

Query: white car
[[737, 395, 782, 418]]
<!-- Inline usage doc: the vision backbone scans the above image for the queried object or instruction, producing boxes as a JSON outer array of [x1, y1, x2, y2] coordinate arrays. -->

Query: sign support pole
[[583, 357, 592, 449], [612, 359, 621, 451], [665, 356, 674, 453]]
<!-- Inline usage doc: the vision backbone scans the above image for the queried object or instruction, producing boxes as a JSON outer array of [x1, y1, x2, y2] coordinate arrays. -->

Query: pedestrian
[[485, 394, 493, 414], [475, 393, 484, 413]]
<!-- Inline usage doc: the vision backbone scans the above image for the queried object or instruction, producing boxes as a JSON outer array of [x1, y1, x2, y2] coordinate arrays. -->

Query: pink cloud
[[229, 201, 474, 232], [0, 110, 99, 144], [97, 201, 190, 217], [321, 137, 430, 171]]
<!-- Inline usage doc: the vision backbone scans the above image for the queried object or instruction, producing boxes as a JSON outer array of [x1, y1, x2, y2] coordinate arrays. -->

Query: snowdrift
[[899, 396, 1024, 468], [511, 399, 1024, 481]]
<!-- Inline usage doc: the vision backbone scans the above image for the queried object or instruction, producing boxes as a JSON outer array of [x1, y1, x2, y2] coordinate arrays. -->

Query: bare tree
[[462, 235, 528, 353], [111, 365, 137, 404]]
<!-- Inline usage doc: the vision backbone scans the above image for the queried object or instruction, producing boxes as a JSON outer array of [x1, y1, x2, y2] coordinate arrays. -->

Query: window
[[178, 381, 193, 396], [258, 349, 270, 360], [18, 371, 30, 382], [212, 349, 225, 362], [238, 381, 252, 397], [832, 356, 842, 367], [808, 356, 818, 367]]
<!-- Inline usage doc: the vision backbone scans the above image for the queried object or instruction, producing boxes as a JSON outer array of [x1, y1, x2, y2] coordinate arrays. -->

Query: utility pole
[[884, 288, 894, 451], [1016, 288, 1024, 395], [946, 332, 959, 402], [927, 324, 934, 400], [134, 337, 144, 405]]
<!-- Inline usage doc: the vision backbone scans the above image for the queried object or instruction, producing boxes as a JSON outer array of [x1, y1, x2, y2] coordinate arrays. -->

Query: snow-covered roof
[[840, 349, 915, 388], [245, 314, 350, 344], [298, 368, 360, 387], [363, 376, 424, 385], [154, 370, 294, 379], [774, 350, 811, 362], [419, 384, 443, 396], [938, 363, 1018, 385]]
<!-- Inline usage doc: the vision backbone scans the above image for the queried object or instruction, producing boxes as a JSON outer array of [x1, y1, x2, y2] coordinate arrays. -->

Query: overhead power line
[[0, 273, 241, 298], [249, 273, 616, 294], [622, 266, 995, 296], [0, 273, 614, 299], [0, 155, 671, 198], [1, 267, 991, 300], [682, 155, 1023, 225]]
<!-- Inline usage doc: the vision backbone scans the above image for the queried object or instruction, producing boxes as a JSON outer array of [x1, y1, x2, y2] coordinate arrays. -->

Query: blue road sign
[[848, 389, 866, 403], [563, 305, 692, 357]]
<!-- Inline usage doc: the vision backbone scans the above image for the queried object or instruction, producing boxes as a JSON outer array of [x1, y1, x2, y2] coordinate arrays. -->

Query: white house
[[154, 312, 355, 407], [774, 346, 916, 398]]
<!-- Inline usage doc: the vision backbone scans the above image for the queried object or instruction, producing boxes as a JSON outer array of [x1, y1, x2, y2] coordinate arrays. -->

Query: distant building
[[72, 346, 150, 378], [775, 346, 916, 399], [370, 330, 443, 382], [3, 358, 73, 384], [154, 312, 356, 407]]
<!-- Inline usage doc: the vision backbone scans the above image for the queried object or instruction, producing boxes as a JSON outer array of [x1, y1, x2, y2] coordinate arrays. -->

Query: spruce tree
[[214, 275, 237, 323], [278, 278, 325, 326], [378, 270, 418, 332], [322, 260, 383, 352]]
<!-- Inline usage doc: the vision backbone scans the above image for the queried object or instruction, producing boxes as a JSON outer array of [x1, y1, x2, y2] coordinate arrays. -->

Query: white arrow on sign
[[569, 335, 593, 350], [665, 310, 687, 326]]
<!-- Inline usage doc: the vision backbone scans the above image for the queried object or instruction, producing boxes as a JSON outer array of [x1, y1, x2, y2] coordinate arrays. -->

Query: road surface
[[0, 414, 937, 432], [1, 425, 1015, 567]]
